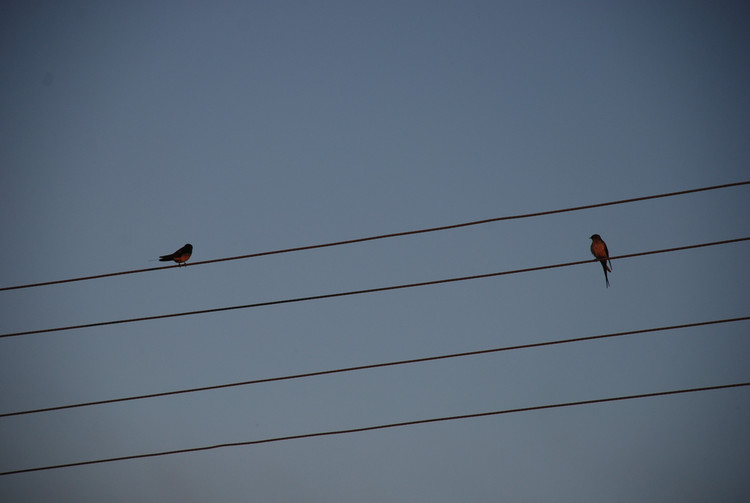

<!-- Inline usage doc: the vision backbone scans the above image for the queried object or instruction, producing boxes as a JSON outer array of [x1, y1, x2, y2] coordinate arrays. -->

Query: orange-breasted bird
[[589, 234, 611, 287], [159, 243, 193, 265]]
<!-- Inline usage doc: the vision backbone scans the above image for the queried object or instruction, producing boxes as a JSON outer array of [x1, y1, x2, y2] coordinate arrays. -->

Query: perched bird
[[159, 243, 193, 265], [589, 234, 612, 287]]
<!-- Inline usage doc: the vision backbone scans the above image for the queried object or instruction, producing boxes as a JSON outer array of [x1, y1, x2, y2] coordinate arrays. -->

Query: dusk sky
[[1, 1, 749, 501]]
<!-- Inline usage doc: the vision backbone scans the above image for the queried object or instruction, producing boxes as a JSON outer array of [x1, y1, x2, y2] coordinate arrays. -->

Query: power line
[[2, 236, 748, 340], [2, 315, 746, 419], [1, 381, 747, 477], [2, 180, 748, 292]]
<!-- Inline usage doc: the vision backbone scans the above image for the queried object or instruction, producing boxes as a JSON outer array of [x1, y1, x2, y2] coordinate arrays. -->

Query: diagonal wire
[[1, 236, 749, 340], [1, 382, 747, 476], [1, 315, 747, 418], [2, 180, 748, 292]]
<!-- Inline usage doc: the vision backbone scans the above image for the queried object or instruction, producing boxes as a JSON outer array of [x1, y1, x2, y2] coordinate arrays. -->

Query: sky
[[1, 1, 749, 501]]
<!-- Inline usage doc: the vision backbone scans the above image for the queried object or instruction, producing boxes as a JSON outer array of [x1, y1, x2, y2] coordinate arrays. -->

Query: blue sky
[[1, 1, 749, 501]]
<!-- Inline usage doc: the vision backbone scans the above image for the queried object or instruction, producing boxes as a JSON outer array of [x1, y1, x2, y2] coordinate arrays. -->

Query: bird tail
[[158, 255, 172, 262], [601, 261, 610, 288]]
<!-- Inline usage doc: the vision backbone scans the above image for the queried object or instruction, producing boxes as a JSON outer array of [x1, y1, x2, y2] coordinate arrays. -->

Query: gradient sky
[[1, 1, 749, 501]]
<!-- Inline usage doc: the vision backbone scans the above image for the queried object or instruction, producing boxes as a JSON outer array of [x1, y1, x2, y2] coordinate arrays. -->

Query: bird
[[589, 234, 612, 287], [159, 243, 193, 265]]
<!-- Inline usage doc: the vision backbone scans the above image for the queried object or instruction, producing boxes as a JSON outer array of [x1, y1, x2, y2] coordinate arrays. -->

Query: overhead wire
[[2, 183, 747, 478], [1, 315, 747, 419], [1, 180, 748, 292], [2, 236, 748, 340], [1, 381, 747, 476]]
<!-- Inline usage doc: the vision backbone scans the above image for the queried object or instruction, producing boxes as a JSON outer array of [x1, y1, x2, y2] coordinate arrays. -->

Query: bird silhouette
[[159, 243, 193, 265], [589, 234, 611, 287]]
